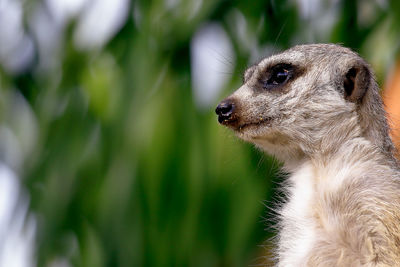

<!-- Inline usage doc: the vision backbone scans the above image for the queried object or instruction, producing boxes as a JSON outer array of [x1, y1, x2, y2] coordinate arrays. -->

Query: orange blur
[[383, 59, 400, 151]]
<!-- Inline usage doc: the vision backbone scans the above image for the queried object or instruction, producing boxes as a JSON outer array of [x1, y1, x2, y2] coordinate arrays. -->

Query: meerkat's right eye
[[263, 64, 293, 89]]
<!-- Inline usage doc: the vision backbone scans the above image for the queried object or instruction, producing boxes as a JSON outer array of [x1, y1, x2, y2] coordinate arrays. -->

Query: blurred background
[[1, 0, 400, 266]]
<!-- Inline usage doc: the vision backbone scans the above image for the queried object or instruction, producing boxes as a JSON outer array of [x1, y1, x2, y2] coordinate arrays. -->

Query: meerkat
[[215, 44, 400, 266]]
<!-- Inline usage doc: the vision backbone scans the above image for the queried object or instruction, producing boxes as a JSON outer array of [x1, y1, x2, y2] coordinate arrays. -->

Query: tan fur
[[216, 44, 400, 266]]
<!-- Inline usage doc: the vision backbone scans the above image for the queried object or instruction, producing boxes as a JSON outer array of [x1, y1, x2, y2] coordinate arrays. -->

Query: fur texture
[[216, 44, 400, 266]]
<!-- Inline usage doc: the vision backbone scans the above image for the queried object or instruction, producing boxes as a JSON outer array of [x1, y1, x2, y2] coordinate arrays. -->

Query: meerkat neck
[[316, 137, 384, 167], [282, 136, 393, 174]]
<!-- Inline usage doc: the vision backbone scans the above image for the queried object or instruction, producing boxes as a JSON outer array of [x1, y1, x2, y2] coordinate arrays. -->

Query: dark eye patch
[[261, 63, 293, 90]]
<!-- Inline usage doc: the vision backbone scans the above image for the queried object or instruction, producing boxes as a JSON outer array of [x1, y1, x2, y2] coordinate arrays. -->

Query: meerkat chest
[[278, 162, 320, 266], [278, 160, 357, 266]]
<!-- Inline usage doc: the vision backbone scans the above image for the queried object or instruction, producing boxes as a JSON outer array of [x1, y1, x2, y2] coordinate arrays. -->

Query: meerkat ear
[[343, 64, 371, 103]]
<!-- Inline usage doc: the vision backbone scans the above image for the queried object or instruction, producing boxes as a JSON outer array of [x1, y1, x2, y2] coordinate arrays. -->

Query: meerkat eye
[[263, 64, 292, 89]]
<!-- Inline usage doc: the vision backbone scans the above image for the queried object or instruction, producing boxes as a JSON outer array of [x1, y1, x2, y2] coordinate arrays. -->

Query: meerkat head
[[216, 44, 394, 163]]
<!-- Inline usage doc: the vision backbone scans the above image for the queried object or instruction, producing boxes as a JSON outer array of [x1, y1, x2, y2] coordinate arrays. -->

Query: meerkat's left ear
[[343, 63, 371, 103]]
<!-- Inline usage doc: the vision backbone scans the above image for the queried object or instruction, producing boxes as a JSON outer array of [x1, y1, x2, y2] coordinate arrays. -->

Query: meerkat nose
[[215, 100, 235, 124]]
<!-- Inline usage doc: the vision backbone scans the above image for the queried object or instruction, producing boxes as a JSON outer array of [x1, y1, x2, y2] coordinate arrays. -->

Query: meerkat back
[[216, 44, 400, 266]]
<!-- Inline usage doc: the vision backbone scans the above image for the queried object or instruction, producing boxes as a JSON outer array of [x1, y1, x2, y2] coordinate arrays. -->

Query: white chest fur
[[275, 149, 379, 266], [278, 162, 317, 267]]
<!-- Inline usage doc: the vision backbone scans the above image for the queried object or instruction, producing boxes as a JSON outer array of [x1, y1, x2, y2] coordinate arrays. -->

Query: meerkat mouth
[[236, 117, 273, 132]]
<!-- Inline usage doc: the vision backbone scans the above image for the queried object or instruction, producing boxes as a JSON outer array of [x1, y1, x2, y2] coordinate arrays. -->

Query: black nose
[[215, 100, 235, 123]]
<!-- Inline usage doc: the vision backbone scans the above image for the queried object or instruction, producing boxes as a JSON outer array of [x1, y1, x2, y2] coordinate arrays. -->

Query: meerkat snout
[[215, 44, 400, 266], [215, 99, 235, 124]]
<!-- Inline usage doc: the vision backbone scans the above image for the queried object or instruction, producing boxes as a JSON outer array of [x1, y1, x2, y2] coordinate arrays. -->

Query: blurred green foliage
[[1, 0, 400, 266]]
